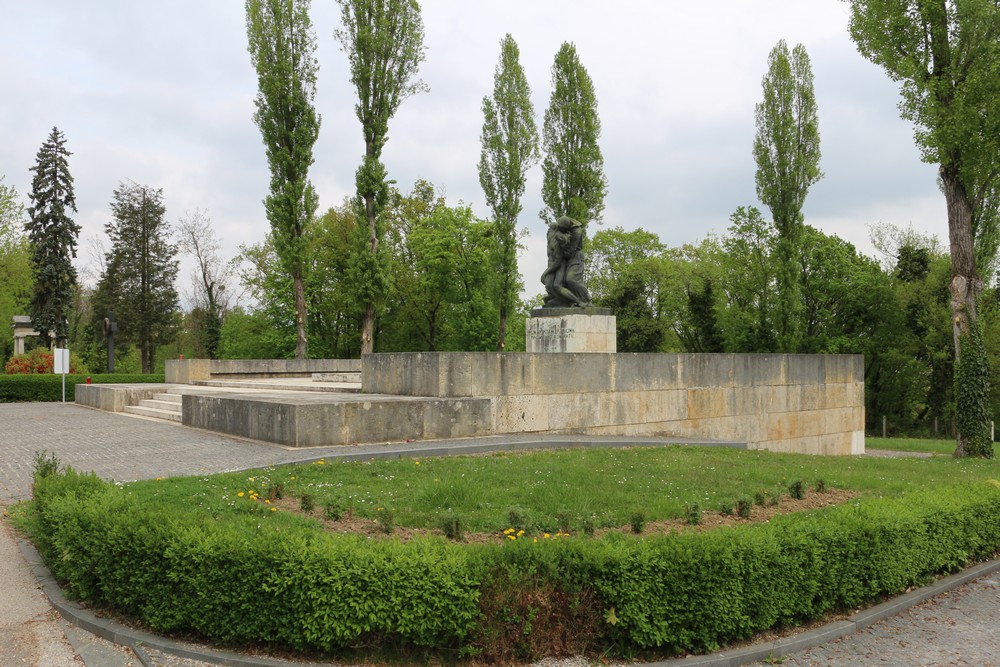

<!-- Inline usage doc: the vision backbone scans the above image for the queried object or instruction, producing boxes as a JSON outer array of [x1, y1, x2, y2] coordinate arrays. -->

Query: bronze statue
[[541, 216, 593, 308]]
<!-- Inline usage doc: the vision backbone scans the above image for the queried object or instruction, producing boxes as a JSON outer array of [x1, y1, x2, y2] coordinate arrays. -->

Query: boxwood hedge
[[23, 469, 1000, 662], [0, 374, 165, 403]]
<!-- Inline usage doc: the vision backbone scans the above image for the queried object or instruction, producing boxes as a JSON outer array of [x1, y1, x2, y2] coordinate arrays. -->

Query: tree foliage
[[753, 41, 822, 353], [335, 0, 427, 354], [540, 42, 608, 229], [177, 210, 233, 359], [246, 0, 321, 360], [94, 181, 179, 373], [846, 0, 1000, 456], [26, 127, 80, 347], [0, 178, 32, 365], [479, 34, 538, 350]]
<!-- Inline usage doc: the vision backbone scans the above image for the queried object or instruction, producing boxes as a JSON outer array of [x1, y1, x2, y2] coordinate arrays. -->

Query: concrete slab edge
[[16, 530, 1000, 667]]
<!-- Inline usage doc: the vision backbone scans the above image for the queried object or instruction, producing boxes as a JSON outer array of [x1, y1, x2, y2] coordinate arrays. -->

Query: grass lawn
[[126, 442, 1000, 536], [866, 436, 1000, 456]]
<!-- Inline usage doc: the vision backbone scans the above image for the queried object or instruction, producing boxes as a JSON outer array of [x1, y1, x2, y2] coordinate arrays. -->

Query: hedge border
[[0, 374, 165, 403], [22, 471, 1000, 662]]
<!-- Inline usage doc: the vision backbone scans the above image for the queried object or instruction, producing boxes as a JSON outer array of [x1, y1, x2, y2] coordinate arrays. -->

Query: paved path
[[1, 402, 998, 666]]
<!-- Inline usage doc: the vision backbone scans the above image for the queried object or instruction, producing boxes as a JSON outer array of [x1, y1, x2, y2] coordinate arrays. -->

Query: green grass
[[866, 436, 999, 456], [126, 444, 1000, 535]]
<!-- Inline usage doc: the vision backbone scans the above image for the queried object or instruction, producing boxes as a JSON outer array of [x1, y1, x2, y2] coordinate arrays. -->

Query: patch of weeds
[[376, 508, 394, 534], [788, 480, 806, 500], [629, 512, 646, 534], [442, 515, 463, 541], [684, 502, 702, 526], [556, 509, 572, 533], [754, 489, 768, 506], [582, 517, 595, 537], [735, 495, 753, 519], [33, 450, 61, 479], [815, 478, 827, 493], [323, 503, 343, 521], [507, 507, 528, 531], [769, 488, 782, 506], [266, 483, 284, 501], [719, 500, 734, 516], [299, 494, 315, 514]]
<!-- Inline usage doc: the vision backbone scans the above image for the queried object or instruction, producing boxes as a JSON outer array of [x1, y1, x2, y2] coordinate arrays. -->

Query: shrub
[[788, 480, 806, 500], [4, 347, 82, 374], [442, 516, 463, 541], [0, 374, 166, 403], [684, 502, 702, 526], [735, 496, 753, 519], [21, 469, 1000, 663], [629, 512, 646, 534]]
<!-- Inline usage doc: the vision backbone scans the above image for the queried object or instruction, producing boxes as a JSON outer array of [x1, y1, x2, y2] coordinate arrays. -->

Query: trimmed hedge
[[24, 470, 1000, 661], [0, 374, 165, 403]]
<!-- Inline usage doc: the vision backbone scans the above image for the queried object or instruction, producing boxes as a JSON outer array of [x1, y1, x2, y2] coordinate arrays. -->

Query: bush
[[0, 374, 165, 403], [4, 347, 82, 374], [20, 470, 1000, 662]]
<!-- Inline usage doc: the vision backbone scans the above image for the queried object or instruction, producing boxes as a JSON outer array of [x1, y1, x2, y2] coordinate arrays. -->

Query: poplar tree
[[846, 0, 1000, 457], [540, 42, 608, 229], [246, 0, 320, 359], [26, 127, 80, 347], [479, 34, 539, 350], [335, 0, 427, 355], [97, 181, 179, 373], [752, 40, 822, 354]]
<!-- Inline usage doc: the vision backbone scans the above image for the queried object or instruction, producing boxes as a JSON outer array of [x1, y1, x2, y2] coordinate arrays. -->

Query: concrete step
[[153, 392, 182, 404], [123, 404, 182, 422], [312, 371, 361, 383], [191, 379, 361, 393], [138, 398, 182, 413]]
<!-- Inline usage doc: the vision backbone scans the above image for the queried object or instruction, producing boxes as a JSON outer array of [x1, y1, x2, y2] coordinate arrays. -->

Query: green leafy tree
[[0, 178, 32, 364], [846, 0, 1000, 456], [718, 206, 778, 352], [479, 34, 539, 350], [95, 181, 179, 373], [753, 41, 822, 353], [232, 236, 298, 359], [540, 41, 608, 229], [308, 201, 361, 359], [335, 0, 427, 355], [26, 127, 81, 347], [246, 0, 321, 360]]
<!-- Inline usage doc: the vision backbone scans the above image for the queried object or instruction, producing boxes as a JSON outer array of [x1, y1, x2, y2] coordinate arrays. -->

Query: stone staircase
[[123, 392, 183, 423]]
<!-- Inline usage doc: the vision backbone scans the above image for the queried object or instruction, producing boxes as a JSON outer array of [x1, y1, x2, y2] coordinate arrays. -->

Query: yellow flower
[[264, 499, 271, 504], [237, 492, 245, 497], [517, 530, 525, 537], [507, 535, 516, 540], [414, 460, 420, 465], [543, 533, 551, 539], [270, 507, 277, 512]]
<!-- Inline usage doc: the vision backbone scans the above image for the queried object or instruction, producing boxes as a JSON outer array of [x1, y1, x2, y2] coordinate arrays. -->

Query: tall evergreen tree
[[26, 127, 80, 347], [335, 0, 427, 355], [246, 0, 320, 360], [479, 34, 539, 351], [540, 42, 608, 229], [96, 181, 179, 373], [846, 0, 1000, 457], [752, 40, 822, 353]]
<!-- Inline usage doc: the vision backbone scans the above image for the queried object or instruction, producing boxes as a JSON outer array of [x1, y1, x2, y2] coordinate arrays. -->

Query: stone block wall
[[363, 352, 864, 455], [165, 358, 360, 383]]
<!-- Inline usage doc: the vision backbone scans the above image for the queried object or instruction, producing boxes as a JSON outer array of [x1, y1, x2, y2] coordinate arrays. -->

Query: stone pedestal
[[525, 307, 617, 353]]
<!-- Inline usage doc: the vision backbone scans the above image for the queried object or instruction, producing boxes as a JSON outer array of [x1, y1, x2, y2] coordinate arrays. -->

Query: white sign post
[[54, 348, 70, 403]]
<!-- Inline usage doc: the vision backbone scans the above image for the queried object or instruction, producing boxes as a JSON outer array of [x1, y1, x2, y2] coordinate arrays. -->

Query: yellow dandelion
[[264, 499, 271, 504], [414, 460, 420, 465], [507, 535, 516, 540], [544, 533, 551, 539], [237, 492, 245, 498], [517, 530, 525, 537], [270, 507, 277, 512]]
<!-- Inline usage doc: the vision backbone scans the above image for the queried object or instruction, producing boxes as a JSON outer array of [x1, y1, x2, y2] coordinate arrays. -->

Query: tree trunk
[[497, 307, 507, 352], [942, 164, 982, 458], [293, 273, 308, 360], [360, 191, 379, 356]]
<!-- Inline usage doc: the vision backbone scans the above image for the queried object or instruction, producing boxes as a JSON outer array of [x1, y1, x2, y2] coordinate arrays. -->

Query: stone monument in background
[[526, 216, 616, 352]]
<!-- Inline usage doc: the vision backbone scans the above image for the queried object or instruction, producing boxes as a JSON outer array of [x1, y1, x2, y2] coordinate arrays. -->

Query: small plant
[[323, 503, 342, 521], [684, 502, 702, 525], [735, 495, 753, 519], [719, 500, 734, 516], [582, 517, 595, 537], [754, 489, 767, 506], [266, 483, 285, 501], [815, 478, 827, 493], [507, 507, 528, 531], [629, 512, 646, 534], [299, 494, 315, 514], [769, 488, 782, 506], [788, 480, 806, 500], [556, 509, 572, 533], [33, 450, 61, 479], [442, 515, 463, 541], [376, 508, 394, 534]]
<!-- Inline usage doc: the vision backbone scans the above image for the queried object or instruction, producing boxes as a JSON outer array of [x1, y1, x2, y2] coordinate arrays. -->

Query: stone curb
[[17, 530, 1000, 667]]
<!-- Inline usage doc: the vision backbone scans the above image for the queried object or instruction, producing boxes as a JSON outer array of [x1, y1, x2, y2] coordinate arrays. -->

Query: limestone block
[[547, 393, 602, 430], [525, 314, 617, 353], [732, 354, 786, 387], [614, 354, 683, 391], [681, 353, 736, 388], [686, 387, 736, 419], [165, 359, 211, 383], [493, 394, 549, 433]]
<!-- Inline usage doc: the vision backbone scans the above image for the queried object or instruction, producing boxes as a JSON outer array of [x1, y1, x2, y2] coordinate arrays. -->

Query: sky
[[0, 1, 945, 307]]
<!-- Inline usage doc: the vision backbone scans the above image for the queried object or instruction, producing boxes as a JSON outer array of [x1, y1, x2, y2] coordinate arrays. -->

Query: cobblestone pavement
[[2, 402, 999, 666], [746, 572, 1000, 667]]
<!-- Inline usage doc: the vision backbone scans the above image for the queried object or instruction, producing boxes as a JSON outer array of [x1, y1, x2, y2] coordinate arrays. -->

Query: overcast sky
[[0, 1, 944, 306]]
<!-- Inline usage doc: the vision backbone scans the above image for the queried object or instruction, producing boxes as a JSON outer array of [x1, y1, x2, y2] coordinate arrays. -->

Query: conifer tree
[[26, 127, 80, 347]]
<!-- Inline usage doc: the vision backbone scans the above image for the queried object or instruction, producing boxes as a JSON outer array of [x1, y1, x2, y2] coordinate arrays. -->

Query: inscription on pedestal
[[525, 313, 616, 353]]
